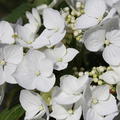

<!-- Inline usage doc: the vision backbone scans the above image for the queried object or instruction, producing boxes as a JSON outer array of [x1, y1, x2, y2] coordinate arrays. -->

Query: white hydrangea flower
[[16, 24, 50, 49], [53, 75, 89, 105], [0, 45, 23, 85], [75, 0, 116, 29], [50, 101, 82, 120], [44, 42, 79, 71], [15, 8, 49, 49], [0, 21, 15, 44], [84, 29, 120, 66], [83, 85, 118, 120], [20, 90, 49, 120], [13, 50, 55, 92], [75, 0, 107, 29], [42, 8, 66, 47]]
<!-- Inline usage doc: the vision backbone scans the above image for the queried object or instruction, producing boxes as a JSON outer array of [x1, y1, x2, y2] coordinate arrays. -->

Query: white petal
[[63, 48, 79, 63], [67, 105, 82, 120], [53, 87, 82, 105], [77, 75, 89, 92], [13, 57, 36, 89], [106, 30, 120, 47], [54, 62, 68, 71], [50, 104, 68, 119], [86, 109, 103, 120], [92, 85, 110, 101], [75, 14, 99, 29], [4, 45, 23, 64], [104, 112, 118, 120], [47, 30, 66, 47], [103, 45, 120, 66], [16, 25, 35, 44], [93, 95, 118, 116], [32, 33, 50, 49], [84, 29, 105, 52], [100, 71, 119, 84], [38, 29, 66, 47], [44, 42, 67, 61], [36, 74, 55, 92], [32, 8, 41, 25], [39, 59, 53, 77], [43, 8, 65, 31], [0, 21, 14, 44], [60, 75, 81, 94], [85, 0, 106, 18], [20, 90, 44, 119], [4, 64, 17, 84]]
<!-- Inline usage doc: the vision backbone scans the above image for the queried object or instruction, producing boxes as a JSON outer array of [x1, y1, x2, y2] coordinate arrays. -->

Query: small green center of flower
[[35, 71, 40, 77], [12, 34, 19, 39], [92, 98, 99, 104], [39, 105, 44, 111], [97, 16, 103, 22], [26, 41, 33, 44], [68, 109, 74, 114], [104, 40, 111, 46], [0, 60, 6, 65], [57, 58, 63, 62]]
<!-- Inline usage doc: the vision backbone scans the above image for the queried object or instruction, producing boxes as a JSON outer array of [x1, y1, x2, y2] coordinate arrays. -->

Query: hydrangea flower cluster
[[1, 0, 120, 120]]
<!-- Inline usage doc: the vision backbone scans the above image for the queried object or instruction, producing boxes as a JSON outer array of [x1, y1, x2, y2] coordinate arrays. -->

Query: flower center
[[35, 71, 40, 77], [12, 34, 19, 39], [0, 60, 6, 65], [91, 98, 99, 104], [104, 40, 111, 46], [57, 58, 63, 62], [39, 105, 44, 111], [26, 41, 33, 44], [97, 16, 103, 22], [68, 109, 74, 114]]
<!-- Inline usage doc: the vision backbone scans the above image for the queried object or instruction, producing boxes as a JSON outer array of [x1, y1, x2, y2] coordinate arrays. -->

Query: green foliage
[[3, 2, 33, 22], [33, 0, 52, 6], [0, 105, 24, 120], [3, 0, 53, 23]]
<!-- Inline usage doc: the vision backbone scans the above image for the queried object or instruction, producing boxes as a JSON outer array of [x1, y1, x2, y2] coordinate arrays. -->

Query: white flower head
[[53, 75, 89, 105], [50, 101, 82, 120], [84, 28, 120, 66], [44, 42, 79, 71], [16, 24, 50, 49], [83, 85, 118, 120], [0, 21, 15, 44], [42, 8, 66, 47], [20, 90, 49, 120], [13, 50, 55, 92], [75, 0, 107, 29], [0, 45, 23, 85]]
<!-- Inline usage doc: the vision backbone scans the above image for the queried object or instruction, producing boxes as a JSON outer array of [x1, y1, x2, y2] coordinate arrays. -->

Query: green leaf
[[0, 105, 25, 120], [3, 2, 33, 22], [33, 0, 52, 6]]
